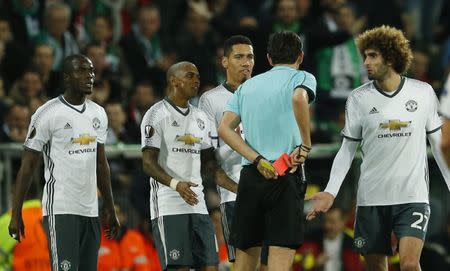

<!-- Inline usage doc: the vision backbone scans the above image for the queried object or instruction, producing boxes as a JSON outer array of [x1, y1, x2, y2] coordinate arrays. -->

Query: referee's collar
[[270, 66, 298, 72]]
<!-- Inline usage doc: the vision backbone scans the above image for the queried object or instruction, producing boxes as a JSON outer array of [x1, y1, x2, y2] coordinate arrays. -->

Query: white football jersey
[[342, 77, 442, 206], [24, 96, 108, 217], [198, 84, 242, 204], [141, 98, 212, 219], [439, 75, 450, 119]]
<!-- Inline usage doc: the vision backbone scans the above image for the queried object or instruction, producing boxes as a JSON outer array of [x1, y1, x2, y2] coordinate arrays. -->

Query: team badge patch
[[354, 237, 366, 248], [405, 100, 418, 112], [60, 260, 71, 271], [197, 118, 205, 130], [92, 117, 101, 129], [169, 249, 181, 260], [145, 125, 154, 138]]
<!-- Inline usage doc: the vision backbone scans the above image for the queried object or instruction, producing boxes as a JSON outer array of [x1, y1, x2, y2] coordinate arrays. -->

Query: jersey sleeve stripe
[[142, 146, 160, 152], [341, 133, 362, 141], [23, 145, 42, 153], [426, 125, 442, 134], [294, 85, 315, 103]]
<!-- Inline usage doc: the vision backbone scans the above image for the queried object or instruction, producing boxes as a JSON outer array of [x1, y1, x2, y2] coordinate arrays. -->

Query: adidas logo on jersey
[[64, 123, 72, 129], [172, 120, 179, 127], [369, 107, 379, 114]]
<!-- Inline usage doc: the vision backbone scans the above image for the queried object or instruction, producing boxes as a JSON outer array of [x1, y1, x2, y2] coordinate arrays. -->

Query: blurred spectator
[[120, 5, 175, 90], [35, 2, 79, 71], [0, 0, 44, 46], [310, 3, 365, 142], [0, 16, 28, 92], [68, 0, 112, 47], [408, 48, 432, 84], [88, 78, 111, 106], [89, 14, 132, 88], [137, 217, 163, 271], [175, 6, 221, 88], [84, 41, 122, 100], [126, 81, 160, 142], [8, 68, 48, 109], [31, 43, 62, 98], [105, 101, 133, 144], [360, 0, 405, 32], [0, 103, 30, 143], [99, 202, 157, 271], [421, 214, 450, 270], [293, 207, 364, 271], [0, 181, 50, 271]]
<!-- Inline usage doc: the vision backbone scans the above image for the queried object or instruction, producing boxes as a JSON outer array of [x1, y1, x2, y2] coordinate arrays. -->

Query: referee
[[218, 31, 316, 271]]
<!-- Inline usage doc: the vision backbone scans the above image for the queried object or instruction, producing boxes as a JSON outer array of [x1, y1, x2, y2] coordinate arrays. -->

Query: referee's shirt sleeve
[[141, 107, 162, 151], [23, 107, 52, 152], [295, 71, 317, 103], [225, 86, 241, 116], [341, 95, 362, 141]]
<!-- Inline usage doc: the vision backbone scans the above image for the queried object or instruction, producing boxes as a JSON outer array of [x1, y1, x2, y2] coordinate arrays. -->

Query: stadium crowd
[[0, 0, 449, 270]]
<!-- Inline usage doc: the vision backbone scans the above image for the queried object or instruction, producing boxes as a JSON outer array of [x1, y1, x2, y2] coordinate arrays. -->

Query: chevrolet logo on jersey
[[71, 134, 97, 145], [176, 134, 202, 145], [379, 120, 411, 131], [378, 120, 412, 139]]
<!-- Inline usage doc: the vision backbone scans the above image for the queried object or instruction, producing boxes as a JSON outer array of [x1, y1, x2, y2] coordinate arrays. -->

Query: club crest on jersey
[[92, 117, 101, 130], [71, 134, 97, 145], [196, 118, 205, 130], [176, 134, 202, 145], [405, 100, 418, 112], [169, 249, 181, 260], [379, 120, 411, 131], [145, 125, 154, 138], [60, 260, 71, 271], [354, 237, 366, 248]]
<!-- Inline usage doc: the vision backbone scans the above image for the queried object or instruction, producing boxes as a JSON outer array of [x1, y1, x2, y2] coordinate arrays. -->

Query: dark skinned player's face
[[176, 64, 200, 99], [68, 57, 95, 95]]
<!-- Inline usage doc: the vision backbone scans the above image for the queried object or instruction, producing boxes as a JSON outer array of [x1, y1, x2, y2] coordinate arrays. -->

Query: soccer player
[[218, 31, 316, 271], [198, 35, 254, 263], [307, 26, 450, 271], [8, 54, 120, 271], [440, 75, 450, 167], [141, 61, 225, 270]]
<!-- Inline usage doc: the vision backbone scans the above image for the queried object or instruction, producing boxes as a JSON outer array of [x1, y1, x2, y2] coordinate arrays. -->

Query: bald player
[[141, 62, 231, 270]]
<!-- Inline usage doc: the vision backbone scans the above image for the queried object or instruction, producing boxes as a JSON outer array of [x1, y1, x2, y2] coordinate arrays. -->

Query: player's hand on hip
[[305, 192, 334, 221], [176, 181, 199, 206], [8, 214, 25, 242], [256, 158, 278, 180], [103, 206, 121, 240]]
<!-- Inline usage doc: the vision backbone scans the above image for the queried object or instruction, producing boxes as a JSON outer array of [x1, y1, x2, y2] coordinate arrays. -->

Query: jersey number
[[411, 212, 429, 232]]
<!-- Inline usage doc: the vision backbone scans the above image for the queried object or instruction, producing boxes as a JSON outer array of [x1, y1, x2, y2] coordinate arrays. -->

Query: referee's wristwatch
[[253, 155, 264, 167]]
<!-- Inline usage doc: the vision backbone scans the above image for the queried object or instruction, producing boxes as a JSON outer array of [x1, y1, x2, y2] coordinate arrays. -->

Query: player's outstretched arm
[[201, 147, 238, 194], [8, 150, 41, 242], [306, 138, 359, 220], [142, 148, 199, 205], [97, 143, 120, 239], [218, 112, 277, 179], [427, 130, 450, 191]]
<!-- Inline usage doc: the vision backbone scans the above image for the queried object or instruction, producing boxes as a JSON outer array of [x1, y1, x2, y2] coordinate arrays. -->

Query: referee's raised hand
[[176, 181, 199, 205]]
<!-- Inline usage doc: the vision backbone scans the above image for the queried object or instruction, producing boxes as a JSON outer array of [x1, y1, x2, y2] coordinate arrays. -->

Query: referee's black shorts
[[232, 165, 306, 250]]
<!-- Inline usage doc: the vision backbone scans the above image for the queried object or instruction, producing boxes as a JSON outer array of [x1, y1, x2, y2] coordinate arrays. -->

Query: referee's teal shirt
[[225, 66, 317, 165]]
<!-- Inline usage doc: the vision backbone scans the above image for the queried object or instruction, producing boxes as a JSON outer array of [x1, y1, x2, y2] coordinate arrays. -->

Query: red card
[[273, 153, 290, 176]]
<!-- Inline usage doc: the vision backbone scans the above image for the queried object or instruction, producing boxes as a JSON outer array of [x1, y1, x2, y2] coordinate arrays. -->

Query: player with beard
[[198, 35, 254, 263], [307, 26, 450, 271]]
